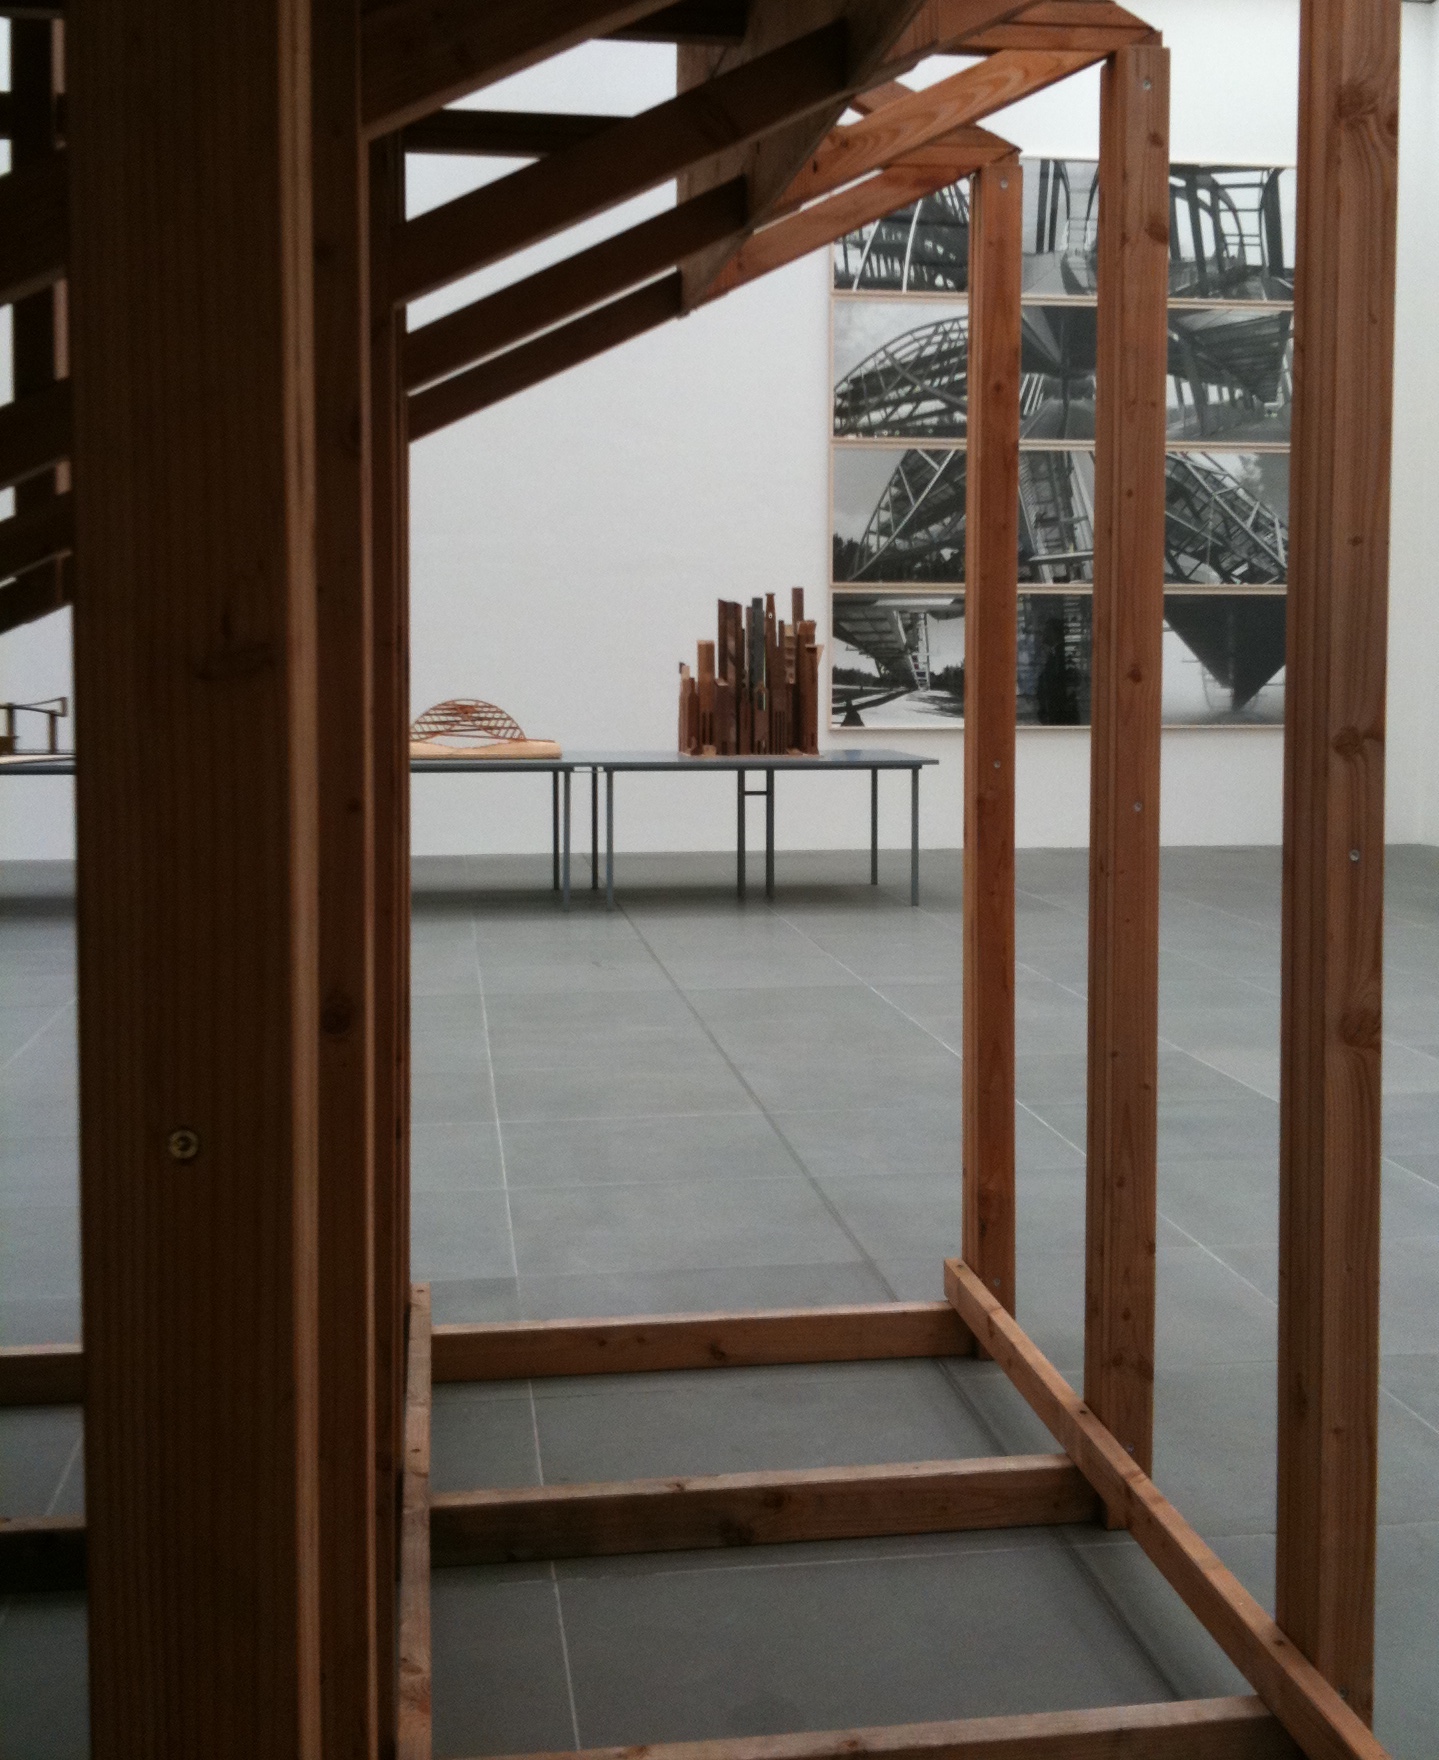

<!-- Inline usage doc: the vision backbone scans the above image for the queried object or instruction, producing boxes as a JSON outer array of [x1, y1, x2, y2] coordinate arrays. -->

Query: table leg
[[765, 769, 775, 900], [606, 768, 615, 911], [562, 769, 571, 911], [911, 766, 920, 907], [737, 770, 746, 900], [551, 772, 560, 891], [871, 768, 879, 885], [591, 767, 599, 890]]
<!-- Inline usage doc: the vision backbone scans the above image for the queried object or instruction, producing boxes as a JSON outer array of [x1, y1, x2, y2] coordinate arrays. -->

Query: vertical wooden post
[[961, 153, 1021, 1316], [370, 131, 412, 1749], [1084, 45, 1169, 1477], [9, 17, 68, 619], [312, 0, 379, 1751], [68, 2, 323, 1753], [1276, 0, 1399, 1721]]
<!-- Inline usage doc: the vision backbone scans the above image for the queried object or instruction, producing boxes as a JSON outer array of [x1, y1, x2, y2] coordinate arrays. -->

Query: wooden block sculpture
[[679, 591, 821, 757], [410, 698, 561, 760]]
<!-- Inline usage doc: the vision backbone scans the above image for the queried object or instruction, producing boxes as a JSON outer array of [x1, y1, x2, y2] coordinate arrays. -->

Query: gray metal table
[[3, 752, 583, 908], [568, 750, 939, 909]]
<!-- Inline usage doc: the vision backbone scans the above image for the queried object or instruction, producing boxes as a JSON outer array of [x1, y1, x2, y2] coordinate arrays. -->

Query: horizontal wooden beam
[[0, 150, 67, 305], [610, 0, 748, 43], [404, 180, 747, 391], [0, 557, 71, 635], [707, 134, 1010, 299], [432, 1300, 974, 1382], [388, 21, 849, 302], [781, 49, 1098, 218], [408, 274, 682, 437], [470, 1700, 1299, 1760], [402, 108, 619, 158], [361, 0, 675, 137], [0, 490, 74, 583], [399, 1285, 432, 1760], [0, 1343, 83, 1406], [960, 0, 1158, 53], [0, 1516, 87, 1593], [944, 1259, 1389, 1760], [431, 1454, 1099, 1565], [0, 378, 72, 492]]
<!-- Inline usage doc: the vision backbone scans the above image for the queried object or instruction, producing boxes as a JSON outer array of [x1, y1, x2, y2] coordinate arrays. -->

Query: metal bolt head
[[167, 1129, 201, 1162], [1350, 848, 1361, 862]]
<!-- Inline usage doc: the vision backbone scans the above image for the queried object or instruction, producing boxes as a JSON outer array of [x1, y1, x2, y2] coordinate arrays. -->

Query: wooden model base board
[[408, 738, 562, 760]]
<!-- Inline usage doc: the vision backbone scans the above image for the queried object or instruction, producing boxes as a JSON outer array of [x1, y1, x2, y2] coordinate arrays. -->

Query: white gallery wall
[[2, 5, 1438, 858]]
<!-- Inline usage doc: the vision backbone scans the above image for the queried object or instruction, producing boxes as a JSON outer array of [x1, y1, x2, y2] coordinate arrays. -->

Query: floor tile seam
[[1154, 1036, 1280, 1107], [550, 1532, 1069, 1585], [1054, 1531, 1191, 1701], [1156, 1214, 1278, 1313], [612, 900, 910, 1297], [43, 1430, 82, 1518], [469, 919, 521, 1287], [1378, 1385, 1439, 1445], [0, 997, 76, 1076]]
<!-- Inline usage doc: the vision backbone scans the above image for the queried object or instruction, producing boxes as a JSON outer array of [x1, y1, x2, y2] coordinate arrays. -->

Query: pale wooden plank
[[945, 1260, 1390, 1760], [466, 1698, 1297, 1760], [68, 0, 326, 1744], [370, 130, 411, 1756], [313, 1, 380, 1748], [0, 1343, 83, 1406], [962, 154, 1022, 1317], [398, 1285, 433, 1760], [1276, 0, 1399, 1722], [431, 1302, 974, 1381], [431, 1455, 1099, 1566], [1083, 43, 1169, 1475]]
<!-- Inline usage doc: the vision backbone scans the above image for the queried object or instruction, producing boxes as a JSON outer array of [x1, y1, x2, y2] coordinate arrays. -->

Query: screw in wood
[[167, 1129, 201, 1162]]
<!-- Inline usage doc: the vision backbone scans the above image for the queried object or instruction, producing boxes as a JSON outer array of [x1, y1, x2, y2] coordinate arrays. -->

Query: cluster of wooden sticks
[[678, 589, 823, 756]]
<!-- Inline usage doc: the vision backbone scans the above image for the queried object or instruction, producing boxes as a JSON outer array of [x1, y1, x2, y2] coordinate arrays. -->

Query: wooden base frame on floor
[[389, 1291, 1396, 1760]]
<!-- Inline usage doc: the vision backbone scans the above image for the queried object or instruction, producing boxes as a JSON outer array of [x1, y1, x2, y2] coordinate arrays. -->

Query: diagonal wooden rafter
[[959, 0, 1157, 52], [388, 20, 850, 304], [673, 0, 1025, 304], [401, 109, 621, 158], [360, 0, 682, 138], [705, 127, 1014, 298], [403, 112, 1007, 419], [0, 149, 67, 306], [404, 180, 748, 392], [776, 48, 1100, 219], [0, 379, 71, 493]]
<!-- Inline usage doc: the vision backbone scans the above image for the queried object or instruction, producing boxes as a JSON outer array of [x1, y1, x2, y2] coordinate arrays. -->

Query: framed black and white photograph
[[829, 591, 967, 728], [1162, 592, 1286, 724], [1164, 451, 1288, 584], [832, 446, 966, 584], [833, 300, 969, 440], [832, 182, 971, 292], [1167, 305, 1292, 443], [1019, 451, 1095, 584], [1022, 159, 1099, 297], [1020, 304, 1098, 439], [1168, 164, 1295, 302]]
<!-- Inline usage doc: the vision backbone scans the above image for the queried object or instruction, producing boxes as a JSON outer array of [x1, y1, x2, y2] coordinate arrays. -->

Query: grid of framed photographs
[[830, 161, 1292, 729]]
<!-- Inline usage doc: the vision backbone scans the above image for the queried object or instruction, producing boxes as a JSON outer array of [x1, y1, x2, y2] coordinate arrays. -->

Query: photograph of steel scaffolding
[[829, 159, 1292, 729]]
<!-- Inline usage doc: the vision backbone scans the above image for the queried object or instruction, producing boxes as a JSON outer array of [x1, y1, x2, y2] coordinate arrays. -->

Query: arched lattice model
[[411, 699, 527, 744]]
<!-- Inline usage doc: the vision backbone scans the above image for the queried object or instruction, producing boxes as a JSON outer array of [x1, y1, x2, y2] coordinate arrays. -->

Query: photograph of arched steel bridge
[[829, 160, 1291, 730]]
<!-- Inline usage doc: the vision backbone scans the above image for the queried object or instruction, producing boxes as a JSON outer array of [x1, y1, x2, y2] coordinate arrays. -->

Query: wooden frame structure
[[0, 1, 1401, 1757]]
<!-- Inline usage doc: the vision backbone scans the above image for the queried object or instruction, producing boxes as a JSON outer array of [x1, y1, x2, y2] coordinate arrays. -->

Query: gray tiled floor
[[2, 847, 1438, 1758]]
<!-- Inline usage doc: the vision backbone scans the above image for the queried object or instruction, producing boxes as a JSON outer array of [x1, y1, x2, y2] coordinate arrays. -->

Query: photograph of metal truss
[[831, 181, 971, 292], [1167, 306, 1292, 442], [834, 445, 1287, 587], [1169, 164, 1295, 301], [829, 592, 966, 728], [836, 160, 1294, 304], [832, 300, 969, 440], [834, 304, 1290, 447], [1162, 593, 1286, 724], [832, 446, 967, 583]]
